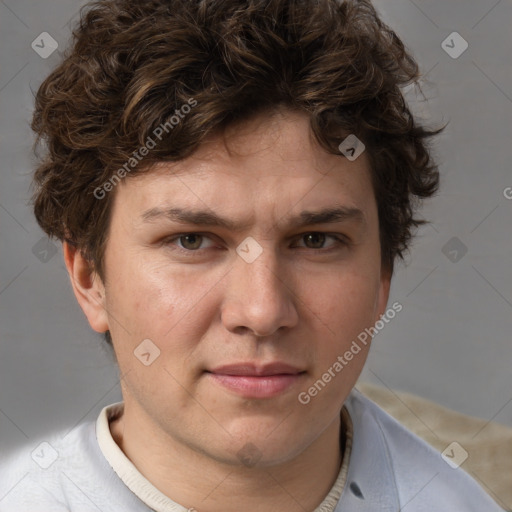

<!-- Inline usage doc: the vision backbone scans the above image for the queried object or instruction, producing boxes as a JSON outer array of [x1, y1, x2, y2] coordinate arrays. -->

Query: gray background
[[1, 0, 511, 463]]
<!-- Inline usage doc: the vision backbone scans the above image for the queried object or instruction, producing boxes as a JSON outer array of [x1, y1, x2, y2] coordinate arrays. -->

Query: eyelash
[[161, 232, 349, 255]]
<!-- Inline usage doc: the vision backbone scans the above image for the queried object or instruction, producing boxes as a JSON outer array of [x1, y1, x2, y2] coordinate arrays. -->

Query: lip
[[207, 362, 306, 398], [209, 362, 304, 376]]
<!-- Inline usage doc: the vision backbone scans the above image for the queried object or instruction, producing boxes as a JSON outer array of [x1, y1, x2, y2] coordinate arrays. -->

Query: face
[[80, 109, 390, 467]]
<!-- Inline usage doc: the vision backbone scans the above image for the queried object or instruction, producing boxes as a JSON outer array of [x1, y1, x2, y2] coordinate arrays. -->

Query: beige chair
[[356, 382, 512, 511]]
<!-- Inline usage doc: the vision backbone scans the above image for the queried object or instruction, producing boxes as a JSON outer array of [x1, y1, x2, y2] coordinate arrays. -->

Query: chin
[[217, 424, 305, 466]]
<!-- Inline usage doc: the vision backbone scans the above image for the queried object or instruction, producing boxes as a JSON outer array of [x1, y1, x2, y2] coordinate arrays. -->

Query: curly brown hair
[[32, 0, 442, 284]]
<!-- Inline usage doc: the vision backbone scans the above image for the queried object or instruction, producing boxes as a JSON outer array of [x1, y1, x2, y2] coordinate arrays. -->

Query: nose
[[220, 245, 299, 337]]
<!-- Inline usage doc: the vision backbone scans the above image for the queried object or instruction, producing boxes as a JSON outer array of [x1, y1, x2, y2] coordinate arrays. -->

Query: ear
[[63, 242, 109, 333]]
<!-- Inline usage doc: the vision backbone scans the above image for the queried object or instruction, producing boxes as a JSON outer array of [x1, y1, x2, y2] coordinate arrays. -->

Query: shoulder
[[0, 411, 144, 511], [0, 420, 102, 509], [343, 389, 505, 511], [0, 424, 84, 510]]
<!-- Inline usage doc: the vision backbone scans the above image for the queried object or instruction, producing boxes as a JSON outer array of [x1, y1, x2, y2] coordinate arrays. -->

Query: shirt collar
[[334, 388, 400, 511]]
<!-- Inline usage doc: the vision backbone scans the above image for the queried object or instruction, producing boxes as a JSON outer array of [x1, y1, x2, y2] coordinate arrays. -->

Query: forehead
[[114, 109, 376, 226]]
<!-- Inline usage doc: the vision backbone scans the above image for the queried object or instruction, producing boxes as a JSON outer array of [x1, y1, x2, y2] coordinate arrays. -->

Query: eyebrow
[[140, 205, 365, 231]]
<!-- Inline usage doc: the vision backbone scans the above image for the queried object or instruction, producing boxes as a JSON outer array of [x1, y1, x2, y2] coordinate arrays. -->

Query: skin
[[64, 108, 391, 512]]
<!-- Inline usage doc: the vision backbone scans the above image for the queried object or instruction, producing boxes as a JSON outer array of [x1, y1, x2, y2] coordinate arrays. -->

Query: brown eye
[[179, 234, 204, 250], [303, 232, 327, 249]]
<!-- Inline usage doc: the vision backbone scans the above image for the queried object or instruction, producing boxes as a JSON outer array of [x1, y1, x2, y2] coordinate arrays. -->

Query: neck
[[110, 401, 344, 512]]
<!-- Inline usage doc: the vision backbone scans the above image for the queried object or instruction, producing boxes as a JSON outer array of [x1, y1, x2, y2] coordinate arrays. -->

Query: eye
[[167, 233, 215, 251], [294, 232, 347, 250], [302, 232, 327, 249]]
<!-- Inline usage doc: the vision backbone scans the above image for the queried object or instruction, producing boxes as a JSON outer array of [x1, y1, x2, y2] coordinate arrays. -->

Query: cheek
[[304, 272, 378, 402], [103, 260, 179, 351], [311, 268, 380, 336], [107, 259, 223, 356], [300, 273, 380, 386]]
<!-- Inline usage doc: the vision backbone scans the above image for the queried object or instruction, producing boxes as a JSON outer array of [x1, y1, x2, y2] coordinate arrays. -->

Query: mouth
[[206, 362, 307, 399]]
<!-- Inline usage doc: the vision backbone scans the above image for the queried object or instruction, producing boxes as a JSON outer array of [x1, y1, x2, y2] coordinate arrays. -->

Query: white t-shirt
[[0, 389, 504, 511]]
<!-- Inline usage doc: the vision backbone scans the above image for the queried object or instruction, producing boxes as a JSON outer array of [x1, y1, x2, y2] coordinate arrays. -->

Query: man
[[0, 0, 504, 510]]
